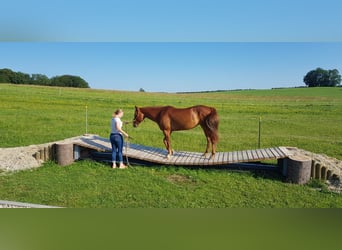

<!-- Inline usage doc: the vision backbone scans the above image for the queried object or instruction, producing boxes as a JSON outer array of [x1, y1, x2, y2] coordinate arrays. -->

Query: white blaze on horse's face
[[133, 106, 144, 127]]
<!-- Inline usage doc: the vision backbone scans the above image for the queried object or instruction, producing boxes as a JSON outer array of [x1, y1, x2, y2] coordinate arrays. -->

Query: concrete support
[[56, 143, 74, 166], [285, 155, 312, 184]]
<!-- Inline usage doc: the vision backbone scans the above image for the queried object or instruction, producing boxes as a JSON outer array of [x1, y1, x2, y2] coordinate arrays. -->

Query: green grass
[[1, 84, 341, 158], [0, 161, 341, 208], [0, 84, 341, 207]]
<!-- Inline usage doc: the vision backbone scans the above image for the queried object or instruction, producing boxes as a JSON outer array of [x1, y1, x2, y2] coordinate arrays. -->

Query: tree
[[0, 68, 31, 84], [31, 74, 51, 86], [50, 75, 90, 88], [0, 68, 15, 83], [11, 71, 31, 84], [303, 68, 341, 87], [327, 69, 341, 87]]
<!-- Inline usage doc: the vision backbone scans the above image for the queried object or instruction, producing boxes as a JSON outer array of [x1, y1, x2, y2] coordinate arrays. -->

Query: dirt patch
[[166, 174, 196, 185], [0, 146, 43, 172]]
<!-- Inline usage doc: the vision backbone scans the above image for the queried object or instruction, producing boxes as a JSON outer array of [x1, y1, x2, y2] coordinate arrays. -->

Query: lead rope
[[124, 121, 132, 167]]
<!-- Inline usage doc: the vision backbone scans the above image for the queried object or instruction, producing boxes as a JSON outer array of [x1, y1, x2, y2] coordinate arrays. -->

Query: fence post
[[258, 116, 261, 148], [85, 105, 88, 134]]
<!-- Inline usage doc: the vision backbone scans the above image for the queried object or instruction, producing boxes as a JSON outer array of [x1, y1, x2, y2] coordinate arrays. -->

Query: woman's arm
[[116, 122, 128, 137]]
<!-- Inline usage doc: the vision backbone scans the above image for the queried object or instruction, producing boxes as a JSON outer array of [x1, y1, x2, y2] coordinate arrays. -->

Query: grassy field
[[0, 84, 341, 207]]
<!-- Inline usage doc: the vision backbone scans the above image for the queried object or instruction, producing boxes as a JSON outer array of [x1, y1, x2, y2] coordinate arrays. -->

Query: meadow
[[0, 84, 341, 207]]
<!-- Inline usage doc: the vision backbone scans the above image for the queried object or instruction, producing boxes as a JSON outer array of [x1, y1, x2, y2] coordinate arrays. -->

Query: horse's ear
[[135, 106, 138, 110]]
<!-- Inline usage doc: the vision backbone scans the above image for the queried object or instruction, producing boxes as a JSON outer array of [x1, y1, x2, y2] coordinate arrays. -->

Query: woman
[[110, 109, 129, 169]]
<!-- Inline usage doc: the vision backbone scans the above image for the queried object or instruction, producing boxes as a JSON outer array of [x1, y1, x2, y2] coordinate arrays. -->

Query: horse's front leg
[[163, 130, 173, 159]]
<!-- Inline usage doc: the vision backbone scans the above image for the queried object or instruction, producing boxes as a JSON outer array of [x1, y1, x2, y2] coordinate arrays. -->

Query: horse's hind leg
[[211, 140, 216, 159], [203, 136, 211, 158], [201, 126, 211, 158], [201, 126, 217, 159], [163, 130, 173, 158]]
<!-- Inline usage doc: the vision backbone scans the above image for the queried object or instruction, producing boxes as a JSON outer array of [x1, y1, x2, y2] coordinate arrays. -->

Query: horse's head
[[133, 106, 144, 127]]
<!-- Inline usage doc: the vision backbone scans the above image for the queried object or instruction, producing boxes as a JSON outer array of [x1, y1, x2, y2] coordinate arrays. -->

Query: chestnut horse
[[133, 105, 219, 159]]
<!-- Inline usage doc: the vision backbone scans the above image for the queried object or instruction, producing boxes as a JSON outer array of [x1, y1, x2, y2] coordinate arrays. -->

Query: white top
[[111, 117, 122, 134]]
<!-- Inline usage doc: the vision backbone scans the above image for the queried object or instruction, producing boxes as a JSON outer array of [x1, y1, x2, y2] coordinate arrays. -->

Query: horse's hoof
[[209, 154, 216, 160], [166, 154, 171, 159]]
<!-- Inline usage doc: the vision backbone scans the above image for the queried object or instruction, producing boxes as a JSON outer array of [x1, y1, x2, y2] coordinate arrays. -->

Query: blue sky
[[1, 0, 342, 42], [1, 1, 342, 92], [1, 42, 341, 92]]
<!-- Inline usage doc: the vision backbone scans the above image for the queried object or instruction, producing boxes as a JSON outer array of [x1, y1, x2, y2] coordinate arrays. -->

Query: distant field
[[1, 84, 342, 208], [1, 84, 341, 159]]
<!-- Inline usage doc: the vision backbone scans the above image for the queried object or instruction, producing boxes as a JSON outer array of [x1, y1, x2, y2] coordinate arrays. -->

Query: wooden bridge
[[31, 134, 338, 184], [72, 135, 293, 167]]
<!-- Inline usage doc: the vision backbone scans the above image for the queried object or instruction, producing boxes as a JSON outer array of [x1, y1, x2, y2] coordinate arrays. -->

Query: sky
[[1, 42, 342, 92], [1, 0, 342, 92]]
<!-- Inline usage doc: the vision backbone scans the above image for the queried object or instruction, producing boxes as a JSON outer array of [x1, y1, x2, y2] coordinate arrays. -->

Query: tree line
[[1, 67, 340, 90], [0, 68, 90, 88], [303, 68, 341, 87]]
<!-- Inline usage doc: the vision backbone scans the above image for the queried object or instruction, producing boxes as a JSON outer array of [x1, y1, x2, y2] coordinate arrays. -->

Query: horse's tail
[[205, 107, 219, 143]]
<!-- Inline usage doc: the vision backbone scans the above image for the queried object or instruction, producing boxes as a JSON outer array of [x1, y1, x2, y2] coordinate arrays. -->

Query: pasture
[[0, 84, 341, 207]]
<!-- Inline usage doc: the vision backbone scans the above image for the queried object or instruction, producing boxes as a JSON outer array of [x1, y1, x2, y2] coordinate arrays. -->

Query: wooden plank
[[174, 151, 189, 165], [280, 147, 294, 157], [151, 148, 167, 158], [129, 144, 145, 152], [190, 152, 202, 165], [202, 154, 211, 166], [269, 148, 280, 159], [251, 150, 259, 161], [184, 152, 195, 165], [254, 149, 263, 160], [229, 151, 234, 163], [178, 151, 188, 165], [145, 148, 166, 164], [278, 147, 292, 157], [234, 151, 239, 163], [190, 152, 200, 165], [246, 150, 253, 161], [218, 152, 225, 164], [269, 147, 281, 158], [138, 146, 159, 162], [259, 148, 268, 159], [185, 151, 194, 164], [222, 151, 227, 163], [238, 151, 243, 162], [265, 148, 275, 159], [208, 153, 217, 165], [270, 147, 282, 158], [232, 151, 238, 163], [236, 150, 241, 162], [250, 150, 258, 161], [261, 148, 270, 159], [134, 150, 149, 161], [241, 150, 249, 162], [263, 148, 274, 159], [227, 151, 232, 163]]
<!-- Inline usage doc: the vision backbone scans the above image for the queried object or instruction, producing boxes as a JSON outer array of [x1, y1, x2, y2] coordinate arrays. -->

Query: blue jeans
[[110, 133, 124, 164]]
